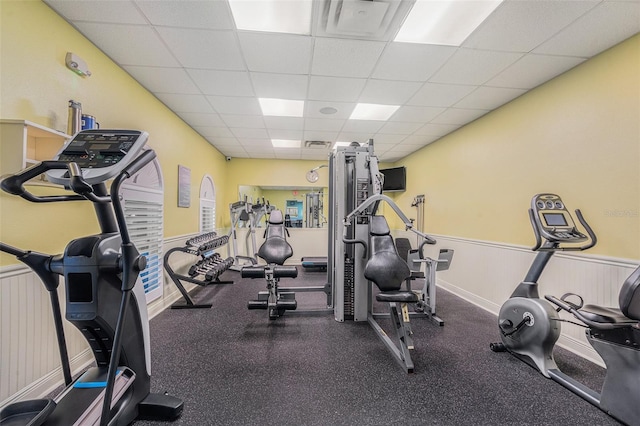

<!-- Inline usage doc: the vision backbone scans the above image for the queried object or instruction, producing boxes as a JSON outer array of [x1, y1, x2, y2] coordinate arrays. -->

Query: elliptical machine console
[[491, 193, 640, 426], [0, 130, 182, 426]]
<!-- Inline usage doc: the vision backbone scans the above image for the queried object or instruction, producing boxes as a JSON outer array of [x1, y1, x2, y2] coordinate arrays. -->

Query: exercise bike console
[[529, 193, 596, 251]]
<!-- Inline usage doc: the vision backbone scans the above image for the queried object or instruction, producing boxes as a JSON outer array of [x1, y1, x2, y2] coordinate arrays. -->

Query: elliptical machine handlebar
[[1, 161, 86, 203]]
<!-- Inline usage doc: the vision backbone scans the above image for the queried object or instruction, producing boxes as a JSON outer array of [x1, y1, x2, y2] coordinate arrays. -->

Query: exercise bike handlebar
[[530, 208, 597, 252]]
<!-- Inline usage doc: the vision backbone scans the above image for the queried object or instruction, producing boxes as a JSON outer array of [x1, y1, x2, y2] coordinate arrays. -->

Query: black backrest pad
[[364, 216, 410, 292], [257, 209, 293, 265], [619, 265, 640, 321]]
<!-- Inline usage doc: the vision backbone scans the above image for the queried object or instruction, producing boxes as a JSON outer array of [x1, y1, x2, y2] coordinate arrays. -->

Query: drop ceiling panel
[[206, 96, 262, 115], [188, 69, 254, 96], [430, 49, 523, 86], [431, 108, 489, 125], [74, 22, 179, 67], [45, 0, 147, 24], [340, 120, 385, 134], [371, 133, 408, 145], [307, 76, 367, 102], [358, 79, 423, 105], [455, 86, 527, 110], [463, 0, 600, 53], [267, 129, 304, 140], [123, 66, 200, 94], [414, 123, 461, 137], [156, 28, 244, 70], [231, 128, 270, 139], [134, 0, 235, 29], [251, 73, 309, 99], [177, 112, 226, 127], [377, 121, 423, 135], [487, 54, 586, 89], [533, 1, 640, 57], [208, 137, 240, 147], [155, 93, 214, 113], [304, 118, 346, 132], [193, 126, 235, 138], [264, 117, 305, 131], [408, 83, 477, 108], [303, 130, 340, 141], [390, 106, 446, 123], [372, 43, 457, 81], [238, 33, 312, 74], [311, 38, 386, 78], [305, 101, 356, 119], [221, 115, 265, 128]]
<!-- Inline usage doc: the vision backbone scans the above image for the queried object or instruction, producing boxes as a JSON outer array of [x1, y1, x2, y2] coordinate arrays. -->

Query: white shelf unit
[[0, 119, 71, 176]]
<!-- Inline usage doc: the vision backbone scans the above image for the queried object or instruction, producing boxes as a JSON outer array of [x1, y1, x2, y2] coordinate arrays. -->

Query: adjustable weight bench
[[242, 210, 298, 320], [365, 216, 419, 373]]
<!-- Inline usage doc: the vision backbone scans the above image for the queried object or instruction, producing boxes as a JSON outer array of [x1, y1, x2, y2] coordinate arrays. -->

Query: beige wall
[[394, 34, 640, 260], [0, 1, 228, 265]]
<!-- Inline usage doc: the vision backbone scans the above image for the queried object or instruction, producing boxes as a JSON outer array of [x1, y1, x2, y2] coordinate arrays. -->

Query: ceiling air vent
[[304, 140, 332, 149], [316, 0, 415, 41]]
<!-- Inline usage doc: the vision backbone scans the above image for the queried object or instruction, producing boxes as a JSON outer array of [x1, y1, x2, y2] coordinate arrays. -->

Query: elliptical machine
[[491, 193, 640, 425], [0, 130, 183, 426]]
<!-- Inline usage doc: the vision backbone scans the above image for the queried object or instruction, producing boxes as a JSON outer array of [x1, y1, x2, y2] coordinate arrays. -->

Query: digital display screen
[[90, 143, 111, 150], [543, 213, 568, 227]]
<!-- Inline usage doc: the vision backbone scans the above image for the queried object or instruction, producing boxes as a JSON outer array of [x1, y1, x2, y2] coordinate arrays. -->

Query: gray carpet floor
[[135, 269, 619, 426]]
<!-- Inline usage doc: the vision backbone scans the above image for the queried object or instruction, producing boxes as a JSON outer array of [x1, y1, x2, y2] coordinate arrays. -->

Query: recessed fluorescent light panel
[[229, 0, 312, 35], [394, 0, 503, 46], [259, 98, 304, 117], [272, 139, 301, 148], [349, 103, 399, 121]]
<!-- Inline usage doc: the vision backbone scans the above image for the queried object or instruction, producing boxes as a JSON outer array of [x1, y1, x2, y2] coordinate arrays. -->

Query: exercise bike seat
[[364, 216, 413, 300], [257, 210, 293, 265], [579, 305, 637, 325]]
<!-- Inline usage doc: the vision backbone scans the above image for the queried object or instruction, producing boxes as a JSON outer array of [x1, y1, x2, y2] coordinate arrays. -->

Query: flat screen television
[[380, 167, 406, 192]]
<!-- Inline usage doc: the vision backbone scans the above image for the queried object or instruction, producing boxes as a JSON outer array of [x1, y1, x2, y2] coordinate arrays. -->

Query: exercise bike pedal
[[248, 300, 268, 310], [489, 342, 506, 352]]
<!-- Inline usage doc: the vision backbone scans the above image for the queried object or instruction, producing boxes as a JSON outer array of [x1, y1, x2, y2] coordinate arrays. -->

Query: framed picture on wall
[[178, 165, 191, 208]]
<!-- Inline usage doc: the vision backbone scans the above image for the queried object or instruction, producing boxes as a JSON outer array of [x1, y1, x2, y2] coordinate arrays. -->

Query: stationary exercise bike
[[491, 193, 640, 425], [0, 130, 183, 426]]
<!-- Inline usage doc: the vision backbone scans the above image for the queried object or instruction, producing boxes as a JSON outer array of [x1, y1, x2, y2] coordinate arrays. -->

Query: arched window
[[120, 155, 164, 304], [199, 175, 216, 233]]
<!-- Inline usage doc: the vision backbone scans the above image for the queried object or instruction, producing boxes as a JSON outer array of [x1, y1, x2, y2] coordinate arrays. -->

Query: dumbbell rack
[[164, 232, 234, 309]]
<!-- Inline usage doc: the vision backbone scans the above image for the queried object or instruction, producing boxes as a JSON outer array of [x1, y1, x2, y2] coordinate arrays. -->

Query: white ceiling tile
[[238, 139, 272, 147], [219, 148, 249, 157], [370, 134, 407, 145], [455, 87, 526, 110], [400, 134, 434, 146], [45, 0, 147, 24], [74, 22, 179, 67], [308, 76, 367, 102], [264, 117, 305, 130], [372, 43, 457, 81], [414, 123, 460, 137], [267, 129, 304, 140], [221, 115, 265, 128], [430, 49, 523, 85], [463, 0, 600, 53], [305, 101, 356, 119], [157, 27, 244, 70], [232, 128, 270, 139], [251, 73, 309, 99], [134, 0, 234, 29], [487, 54, 586, 89], [377, 121, 423, 135], [337, 132, 377, 144], [178, 112, 225, 127], [389, 106, 445, 123], [156, 93, 214, 113], [206, 96, 261, 115], [358, 80, 423, 105], [431, 108, 489, 125], [188, 69, 254, 96], [238, 32, 312, 74], [194, 126, 234, 138], [208, 137, 240, 147], [533, 1, 640, 57], [340, 120, 385, 134], [304, 118, 346, 131], [408, 83, 477, 107], [303, 130, 340, 141], [123, 66, 200, 94], [312, 38, 386, 78]]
